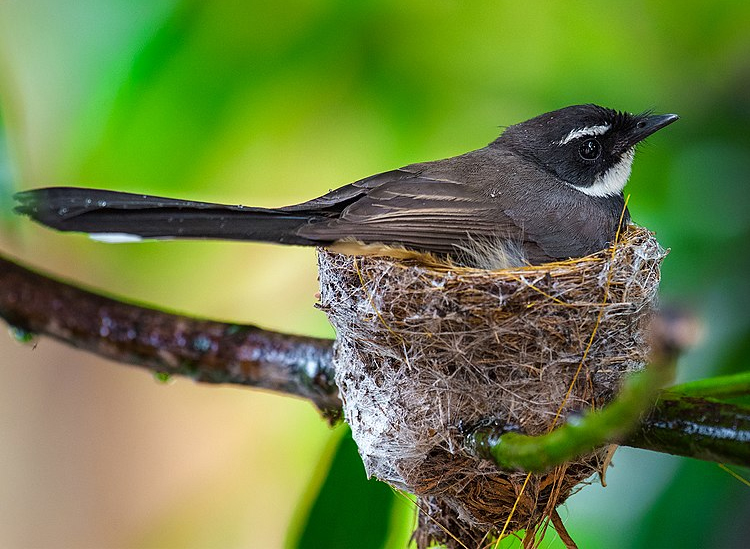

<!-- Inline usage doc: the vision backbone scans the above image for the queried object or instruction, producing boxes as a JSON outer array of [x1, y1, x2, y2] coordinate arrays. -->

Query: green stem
[[466, 360, 676, 473]]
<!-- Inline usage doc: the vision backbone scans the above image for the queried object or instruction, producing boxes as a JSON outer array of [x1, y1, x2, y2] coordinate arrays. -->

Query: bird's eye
[[579, 138, 601, 160]]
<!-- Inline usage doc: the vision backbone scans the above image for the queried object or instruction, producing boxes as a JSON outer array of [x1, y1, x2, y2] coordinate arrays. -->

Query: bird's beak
[[628, 113, 680, 146]]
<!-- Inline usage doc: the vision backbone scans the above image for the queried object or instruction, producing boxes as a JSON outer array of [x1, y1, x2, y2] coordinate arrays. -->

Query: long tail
[[13, 187, 325, 245]]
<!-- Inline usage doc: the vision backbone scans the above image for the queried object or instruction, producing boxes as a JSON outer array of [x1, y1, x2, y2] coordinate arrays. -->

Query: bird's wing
[[296, 173, 525, 254], [278, 169, 419, 213]]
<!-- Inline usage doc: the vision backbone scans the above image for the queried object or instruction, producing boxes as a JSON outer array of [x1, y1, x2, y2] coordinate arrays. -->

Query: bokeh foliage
[[0, 1, 748, 547]]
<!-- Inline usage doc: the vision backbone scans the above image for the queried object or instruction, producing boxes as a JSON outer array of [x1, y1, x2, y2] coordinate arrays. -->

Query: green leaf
[[633, 459, 750, 548], [290, 426, 402, 549], [0, 117, 14, 221]]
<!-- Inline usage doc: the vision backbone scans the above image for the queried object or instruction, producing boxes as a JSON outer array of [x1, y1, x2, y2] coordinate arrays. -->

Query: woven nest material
[[316, 225, 667, 548]]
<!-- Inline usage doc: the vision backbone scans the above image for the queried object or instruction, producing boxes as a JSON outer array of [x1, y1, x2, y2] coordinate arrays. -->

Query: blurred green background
[[0, 1, 748, 548]]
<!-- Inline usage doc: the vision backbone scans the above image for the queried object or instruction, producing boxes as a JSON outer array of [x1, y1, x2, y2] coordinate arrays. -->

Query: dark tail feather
[[13, 187, 325, 245]]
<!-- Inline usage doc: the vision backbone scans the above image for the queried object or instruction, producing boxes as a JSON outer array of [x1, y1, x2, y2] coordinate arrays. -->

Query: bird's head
[[496, 104, 679, 197]]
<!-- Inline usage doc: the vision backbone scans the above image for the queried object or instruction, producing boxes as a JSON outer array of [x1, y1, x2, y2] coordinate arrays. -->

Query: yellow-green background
[[0, 1, 748, 548]]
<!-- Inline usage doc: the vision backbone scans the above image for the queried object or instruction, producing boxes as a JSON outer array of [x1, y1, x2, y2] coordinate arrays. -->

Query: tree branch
[[0, 252, 341, 421], [1, 251, 747, 464], [622, 393, 750, 467]]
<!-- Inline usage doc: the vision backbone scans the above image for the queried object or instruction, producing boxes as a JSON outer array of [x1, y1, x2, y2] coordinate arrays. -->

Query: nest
[[316, 225, 667, 548]]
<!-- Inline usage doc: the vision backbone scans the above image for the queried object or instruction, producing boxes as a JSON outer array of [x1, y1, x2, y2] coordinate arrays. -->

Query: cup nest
[[316, 225, 667, 548]]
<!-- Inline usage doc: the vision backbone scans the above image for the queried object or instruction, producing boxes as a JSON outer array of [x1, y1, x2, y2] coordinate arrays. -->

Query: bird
[[14, 104, 678, 269]]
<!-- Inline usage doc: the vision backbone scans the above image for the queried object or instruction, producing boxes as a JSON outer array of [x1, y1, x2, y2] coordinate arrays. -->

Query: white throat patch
[[573, 148, 635, 198], [557, 124, 611, 145]]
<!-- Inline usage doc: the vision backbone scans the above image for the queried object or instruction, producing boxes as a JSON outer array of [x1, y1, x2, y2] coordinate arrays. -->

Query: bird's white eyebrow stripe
[[557, 124, 611, 145]]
